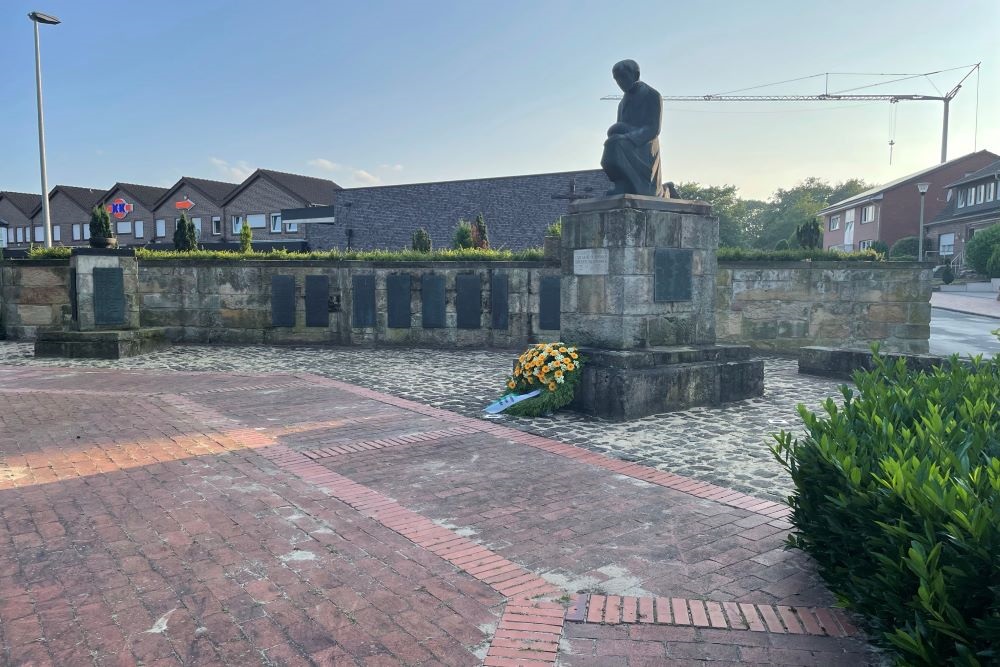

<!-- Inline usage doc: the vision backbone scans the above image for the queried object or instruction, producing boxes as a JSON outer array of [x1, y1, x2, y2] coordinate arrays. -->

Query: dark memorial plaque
[[69, 269, 78, 321], [305, 275, 330, 327], [539, 275, 560, 331], [93, 267, 125, 326], [455, 274, 481, 329], [352, 274, 376, 328], [654, 248, 693, 302], [421, 274, 446, 329], [491, 273, 509, 330], [271, 275, 296, 327], [386, 274, 411, 328]]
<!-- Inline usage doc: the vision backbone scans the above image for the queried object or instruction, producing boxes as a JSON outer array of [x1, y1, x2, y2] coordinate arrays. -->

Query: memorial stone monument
[[562, 60, 763, 420]]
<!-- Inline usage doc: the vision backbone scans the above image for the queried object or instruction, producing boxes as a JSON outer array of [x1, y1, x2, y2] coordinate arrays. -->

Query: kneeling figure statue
[[601, 59, 664, 198]]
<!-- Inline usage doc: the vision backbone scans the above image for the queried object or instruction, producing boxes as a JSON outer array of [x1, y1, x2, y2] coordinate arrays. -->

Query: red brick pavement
[[0, 364, 878, 665]]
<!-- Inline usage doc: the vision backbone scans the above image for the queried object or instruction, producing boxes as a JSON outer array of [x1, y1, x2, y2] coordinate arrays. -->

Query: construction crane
[[602, 64, 981, 164]]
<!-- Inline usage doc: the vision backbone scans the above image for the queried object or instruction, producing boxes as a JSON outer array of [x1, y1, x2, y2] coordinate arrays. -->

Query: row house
[[3, 185, 105, 249], [818, 150, 998, 253], [95, 183, 170, 245], [925, 158, 1000, 270], [0, 192, 41, 248], [219, 169, 341, 244]]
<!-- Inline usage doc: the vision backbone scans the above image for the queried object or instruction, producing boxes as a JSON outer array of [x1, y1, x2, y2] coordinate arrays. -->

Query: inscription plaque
[[305, 275, 330, 327], [455, 274, 481, 329], [352, 274, 376, 328], [654, 248, 693, 302], [490, 273, 509, 330], [271, 275, 296, 327], [69, 268, 78, 321], [386, 274, 411, 328], [573, 248, 609, 275], [93, 267, 125, 326], [539, 276, 561, 330], [421, 274, 446, 328]]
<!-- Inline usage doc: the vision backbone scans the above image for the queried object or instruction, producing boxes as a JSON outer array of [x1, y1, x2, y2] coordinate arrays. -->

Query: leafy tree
[[753, 178, 873, 250], [411, 228, 432, 252], [239, 218, 253, 253], [987, 246, 1000, 279], [471, 213, 490, 249], [965, 224, 1000, 275], [89, 206, 113, 239], [794, 219, 823, 249], [673, 182, 763, 248], [452, 220, 474, 249]]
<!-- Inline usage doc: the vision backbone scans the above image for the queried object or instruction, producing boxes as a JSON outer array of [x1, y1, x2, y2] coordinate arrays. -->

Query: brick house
[[304, 169, 612, 251], [95, 183, 170, 247], [150, 177, 237, 245], [0, 192, 41, 248], [20, 186, 105, 248], [818, 150, 998, 252], [221, 169, 340, 244], [924, 158, 1000, 270]]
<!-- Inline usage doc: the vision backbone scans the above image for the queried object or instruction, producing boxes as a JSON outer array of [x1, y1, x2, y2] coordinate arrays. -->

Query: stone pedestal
[[561, 195, 763, 420]]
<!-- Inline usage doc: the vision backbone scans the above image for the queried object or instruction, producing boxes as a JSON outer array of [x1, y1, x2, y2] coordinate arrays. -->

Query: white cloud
[[307, 158, 342, 172], [209, 157, 254, 181], [379, 163, 404, 172], [353, 169, 382, 185]]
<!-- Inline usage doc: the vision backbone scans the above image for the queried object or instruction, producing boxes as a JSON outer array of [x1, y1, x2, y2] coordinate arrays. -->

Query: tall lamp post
[[916, 182, 931, 262], [29, 11, 61, 249]]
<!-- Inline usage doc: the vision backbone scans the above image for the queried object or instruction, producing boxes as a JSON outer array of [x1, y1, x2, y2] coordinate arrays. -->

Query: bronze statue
[[601, 60, 664, 198]]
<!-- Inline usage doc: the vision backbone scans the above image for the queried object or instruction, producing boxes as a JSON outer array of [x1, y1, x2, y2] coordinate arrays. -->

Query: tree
[[452, 220, 474, 249], [753, 178, 874, 250], [794, 219, 823, 249], [173, 213, 197, 251], [471, 213, 490, 249], [673, 182, 763, 248], [889, 236, 919, 258], [965, 224, 1000, 275], [89, 206, 113, 240], [411, 228, 432, 252], [239, 218, 253, 253]]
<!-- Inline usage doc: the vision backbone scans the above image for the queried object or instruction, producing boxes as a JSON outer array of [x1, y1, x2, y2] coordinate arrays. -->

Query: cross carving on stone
[[551, 178, 593, 203]]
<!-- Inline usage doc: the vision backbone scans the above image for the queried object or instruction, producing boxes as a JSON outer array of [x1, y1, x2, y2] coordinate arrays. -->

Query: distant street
[[930, 308, 1000, 358]]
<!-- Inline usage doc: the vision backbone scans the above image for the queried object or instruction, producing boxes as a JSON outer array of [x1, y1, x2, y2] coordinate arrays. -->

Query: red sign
[[106, 198, 133, 220], [175, 199, 195, 211]]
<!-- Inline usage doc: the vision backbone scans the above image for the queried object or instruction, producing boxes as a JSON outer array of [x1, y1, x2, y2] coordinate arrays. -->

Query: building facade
[[95, 183, 169, 246], [0, 192, 42, 248], [149, 177, 237, 245], [15, 186, 105, 249], [819, 150, 998, 252], [220, 169, 340, 244], [924, 158, 1000, 269]]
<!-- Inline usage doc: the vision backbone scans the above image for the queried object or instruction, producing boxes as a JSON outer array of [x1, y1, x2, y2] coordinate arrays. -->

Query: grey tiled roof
[[324, 169, 612, 251], [946, 158, 1000, 188], [0, 191, 42, 216], [105, 183, 171, 209], [224, 169, 341, 206], [153, 176, 238, 209], [30, 186, 105, 216]]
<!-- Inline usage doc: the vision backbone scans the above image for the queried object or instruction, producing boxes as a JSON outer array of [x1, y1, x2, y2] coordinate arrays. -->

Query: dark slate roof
[[1, 191, 42, 216], [30, 185, 105, 216], [929, 174, 1000, 227], [323, 169, 613, 251], [153, 176, 238, 209], [223, 168, 341, 206], [946, 158, 1000, 188], [102, 183, 171, 209]]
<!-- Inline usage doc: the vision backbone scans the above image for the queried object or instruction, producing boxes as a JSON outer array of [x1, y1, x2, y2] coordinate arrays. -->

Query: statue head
[[612, 59, 640, 92]]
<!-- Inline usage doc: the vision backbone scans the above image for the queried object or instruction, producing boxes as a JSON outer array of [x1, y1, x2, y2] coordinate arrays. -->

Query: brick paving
[[0, 362, 883, 665]]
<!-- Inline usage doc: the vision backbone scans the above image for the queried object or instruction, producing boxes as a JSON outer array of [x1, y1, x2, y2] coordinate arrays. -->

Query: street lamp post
[[917, 182, 931, 262], [29, 11, 61, 249]]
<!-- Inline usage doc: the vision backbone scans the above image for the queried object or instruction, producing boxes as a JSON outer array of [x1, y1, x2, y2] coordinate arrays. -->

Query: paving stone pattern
[[0, 342, 846, 502]]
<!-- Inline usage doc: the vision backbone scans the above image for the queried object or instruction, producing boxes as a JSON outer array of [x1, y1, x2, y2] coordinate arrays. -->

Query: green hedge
[[13, 246, 545, 262], [718, 247, 882, 262], [772, 353, 1000, 665]]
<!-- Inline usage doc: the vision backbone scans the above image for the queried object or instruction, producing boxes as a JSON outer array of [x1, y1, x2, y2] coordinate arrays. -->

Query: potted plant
[[89, 205, 117, 248], [544, 218, 562, 260]]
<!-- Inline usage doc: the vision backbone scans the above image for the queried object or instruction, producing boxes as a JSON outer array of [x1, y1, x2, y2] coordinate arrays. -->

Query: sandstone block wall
[[0, 261, 72, 339], [716, 261, 932, 354]]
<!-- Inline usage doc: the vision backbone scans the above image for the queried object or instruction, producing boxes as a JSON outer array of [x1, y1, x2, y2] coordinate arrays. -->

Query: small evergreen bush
[[89, 206, 113, 240], [411, 228, 432, 252], [794, 219, 823, 249], [965, 224, 1000, 275], [173, 213, 198, 251], [452, 220, 474, 249], [472, 213, 490, 249], [545, 219, 562, 238], [772, 353, 1000, 665], [939, 262, 955, 285], [239, 219, 253, 253], [890, 235, 920, 258]]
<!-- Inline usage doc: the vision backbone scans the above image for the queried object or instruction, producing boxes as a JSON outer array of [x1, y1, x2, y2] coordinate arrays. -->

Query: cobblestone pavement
[[0, 342, 846, 502], [0, 364, 880, 665]]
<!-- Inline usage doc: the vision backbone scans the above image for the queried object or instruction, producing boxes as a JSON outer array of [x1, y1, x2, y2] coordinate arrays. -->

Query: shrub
[[26, 245, 71, 259], [411, 228, 432, 252], [452, 220, 474, 249], [471, 213, 490, 249], [501, 343, 584, 417], [130, 247, 545, 262], [870, 240, 889, 255], [239, 219, 253, 253], [890, 235, 920, 258], [794, 219, 823, 249], [89, 206, 113, 240], [772, 353, 1000, 665], [939, 263, 955, 285], [717, 247, 881, 262], [988, 246, 1000, 279], [774, 239, 790, 251], [545, 219, 562, 238], [965, 224, 1000, 275], [173, 213, 198, 251]]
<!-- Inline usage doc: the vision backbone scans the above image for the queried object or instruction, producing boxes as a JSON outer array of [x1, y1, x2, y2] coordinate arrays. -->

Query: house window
[[270, 213, 282, 233], [968, 187, 976, 205], [231, 215, 244, 233], [828, 215, 840, 231], [285, 220, 298, 233], [939, 233, 956, 256], [116, 221, 132, 235], [988, 182, 996, 202], [191, 217, 202, 239], [859, 240, 873, 250], [155, 219, 166, 238], [83, 225, 90, 240], [34, 226, 44, 242], [212, 216, 221, 235], [134, 221, 144, 238], [16, 227, 24, 243], [860, 205, 876, 224], [52, 225, 61, 242], [72, 224, 81, 241], [958, 189, 966, 208], [246, 213, 266, 229], [845, 209, 855, 225], [977, 184, 985, 204], [1, 228, 7, 248]]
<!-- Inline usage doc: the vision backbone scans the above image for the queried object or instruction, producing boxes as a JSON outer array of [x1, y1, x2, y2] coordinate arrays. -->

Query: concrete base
[[571, 345, 764, 421], [35, 328, 170, 359], [798, 346, 945, 381]]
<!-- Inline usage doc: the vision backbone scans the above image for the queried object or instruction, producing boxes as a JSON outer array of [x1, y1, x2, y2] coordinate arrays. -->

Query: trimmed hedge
[[11, 247, 546, 262], [772, 353, 1000, 665], [891, 236, 920, 258], [718, 247, 882, 262]]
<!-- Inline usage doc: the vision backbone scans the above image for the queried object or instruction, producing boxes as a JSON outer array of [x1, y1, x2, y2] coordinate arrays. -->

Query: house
[[20, 186, 105, 248], [818, 150, 998, 252], [221, 169, 341, 244], [924, 158, 1000, 270], [150, 176, 237, 244], [0, 191, 41, 248], [302, 169, 612, 251], [95, 183, 170, 246]]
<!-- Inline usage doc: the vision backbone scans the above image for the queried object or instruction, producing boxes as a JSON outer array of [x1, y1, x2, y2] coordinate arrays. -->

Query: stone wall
[[716, 261, 932, 353], [137, 260, 560, 346], [0, 261, 72, 339]]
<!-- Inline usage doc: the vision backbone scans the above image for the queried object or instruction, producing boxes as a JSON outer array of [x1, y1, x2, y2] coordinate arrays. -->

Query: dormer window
[[988, 182, 996, 202], [977, 184, 985, 204], [958, 189, 966, 208]]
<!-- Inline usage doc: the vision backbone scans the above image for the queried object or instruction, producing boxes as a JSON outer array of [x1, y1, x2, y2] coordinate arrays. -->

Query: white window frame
[[83, 224, 91, 240], [977, 184, 985, 204], [155, 219, 166, 238], [116, 220, 132, 235], [246, 213, 266, 229], [988, 182, 996, 202], [828, 215, 840, 231], [844, 209, 855, 224], [285, 220, 298, 233], [52, 225, 61, 242], [72, 224, 81, 241], [134, 221, 144, 239], [34, 226, 44, 242], [16, 227, 24, 243], [212, 216, 221, 235], [0, 227, 7, 248], [231, 215, 244, 234], [939, 232, 956, 256], [968, 187, 976, 205], [859, 239, 873, 250], [860, 205, 876, 224], [270, 213, 282, 233], [958, 189, 966, 208], [191, 217, 202, 239]]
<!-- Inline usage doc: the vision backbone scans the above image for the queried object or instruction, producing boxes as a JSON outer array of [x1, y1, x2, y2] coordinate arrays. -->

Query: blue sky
[[1, 0, 997, 199]]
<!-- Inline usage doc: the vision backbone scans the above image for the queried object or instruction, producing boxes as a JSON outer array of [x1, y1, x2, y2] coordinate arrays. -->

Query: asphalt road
[[929, 308, 1000, 358]]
